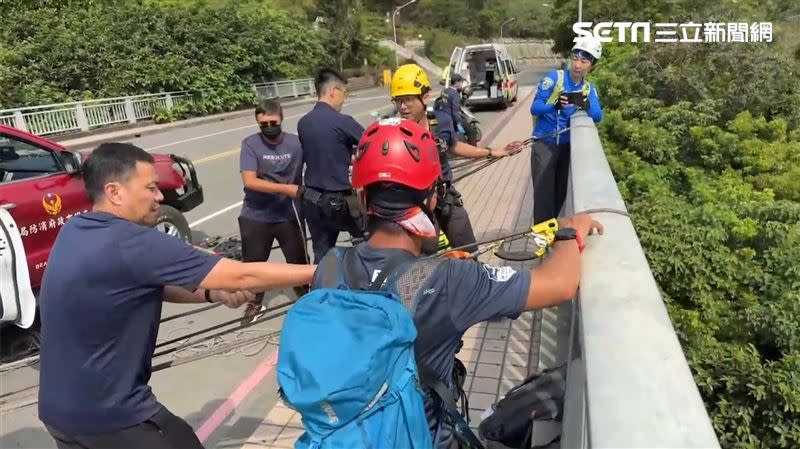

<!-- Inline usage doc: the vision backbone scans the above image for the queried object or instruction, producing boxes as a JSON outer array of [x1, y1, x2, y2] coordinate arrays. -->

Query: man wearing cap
[[530, 36, 604, 223]]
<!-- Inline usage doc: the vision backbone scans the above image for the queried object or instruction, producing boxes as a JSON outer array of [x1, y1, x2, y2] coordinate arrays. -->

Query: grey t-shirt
[[312, 243, 530, 448], [239, 132, 304, 223]]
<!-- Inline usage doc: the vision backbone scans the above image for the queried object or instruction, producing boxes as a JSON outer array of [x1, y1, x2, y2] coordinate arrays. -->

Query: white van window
[[502, 60, 512, 76]]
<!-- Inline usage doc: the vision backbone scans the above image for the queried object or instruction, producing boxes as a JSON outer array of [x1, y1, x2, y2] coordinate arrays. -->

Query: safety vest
[[531, 69, 592, 131]]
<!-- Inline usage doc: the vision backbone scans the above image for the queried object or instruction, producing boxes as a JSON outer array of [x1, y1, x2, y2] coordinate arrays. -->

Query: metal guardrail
[[0, 78, 315, 137], [559, 112, 721, 448], [252, 78, 314, 103]]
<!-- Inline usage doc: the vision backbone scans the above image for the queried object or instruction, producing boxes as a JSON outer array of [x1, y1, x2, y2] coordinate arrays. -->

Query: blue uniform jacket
[[530, 69, 603, 144]]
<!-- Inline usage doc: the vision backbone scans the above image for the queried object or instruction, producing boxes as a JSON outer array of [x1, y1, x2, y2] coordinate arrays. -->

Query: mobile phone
[[564, 91, 585, 106]]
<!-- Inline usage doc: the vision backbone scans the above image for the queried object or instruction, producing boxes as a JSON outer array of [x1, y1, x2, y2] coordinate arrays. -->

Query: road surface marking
[[195, 350, 280, 443], [193, 148, 240, 165], [187, 107, 392, 166], [143, 95, 387, 152], [189, 202, 243, 228]]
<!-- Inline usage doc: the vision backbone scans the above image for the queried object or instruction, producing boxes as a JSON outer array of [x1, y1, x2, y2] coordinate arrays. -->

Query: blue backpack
[[276, 248, 433, 449]]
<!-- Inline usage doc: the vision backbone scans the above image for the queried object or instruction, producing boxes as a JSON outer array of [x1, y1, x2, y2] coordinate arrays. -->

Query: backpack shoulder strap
[[326, 252, 481, 446], [545, 69, 564, 105], [395, 258, 485, 448], [418, 359, 486, 449]]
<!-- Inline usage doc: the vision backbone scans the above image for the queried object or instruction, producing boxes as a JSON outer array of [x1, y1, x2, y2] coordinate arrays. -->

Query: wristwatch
[[555, 227, 584, 253]]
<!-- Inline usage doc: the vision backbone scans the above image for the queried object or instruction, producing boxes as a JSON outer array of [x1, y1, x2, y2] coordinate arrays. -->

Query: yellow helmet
[[390, 64, 431, 97]]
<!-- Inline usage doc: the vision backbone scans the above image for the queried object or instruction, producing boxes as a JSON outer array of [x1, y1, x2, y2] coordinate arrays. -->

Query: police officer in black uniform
[[388, 64, 522, 256], [435, 73, 466, 131], [297, 68, 366, 263]]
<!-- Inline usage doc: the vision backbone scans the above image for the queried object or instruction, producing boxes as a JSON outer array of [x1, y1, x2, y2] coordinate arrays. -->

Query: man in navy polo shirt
[[238, 98, 309, 321], [297, 68, 365, 263], [37, 143, 316, 449]]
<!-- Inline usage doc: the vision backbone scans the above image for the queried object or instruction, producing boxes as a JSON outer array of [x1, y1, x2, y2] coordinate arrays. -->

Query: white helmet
[[572, 36, 602, 61]]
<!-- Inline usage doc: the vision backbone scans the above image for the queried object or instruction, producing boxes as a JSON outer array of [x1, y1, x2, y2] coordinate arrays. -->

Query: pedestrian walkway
[[236, 95, 565, 448]]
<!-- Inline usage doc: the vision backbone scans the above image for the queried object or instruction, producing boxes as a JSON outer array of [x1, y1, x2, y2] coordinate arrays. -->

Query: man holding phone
[[529, 36, 603, 223]]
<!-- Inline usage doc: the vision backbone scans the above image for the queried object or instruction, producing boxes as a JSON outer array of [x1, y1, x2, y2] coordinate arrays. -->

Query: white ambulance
[[445, 43, 521, 109]]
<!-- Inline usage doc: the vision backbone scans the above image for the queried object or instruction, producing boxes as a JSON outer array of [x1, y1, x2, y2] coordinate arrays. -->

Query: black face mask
[[260, 124, 282, 139]]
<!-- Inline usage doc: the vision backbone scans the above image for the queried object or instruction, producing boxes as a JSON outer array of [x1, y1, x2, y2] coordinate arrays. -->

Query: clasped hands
[[207, 289, 257, 309], [490, 140, 526, 158]]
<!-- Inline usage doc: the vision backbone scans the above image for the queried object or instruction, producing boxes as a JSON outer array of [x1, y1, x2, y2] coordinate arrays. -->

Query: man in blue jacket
[[530, 36, 603, 223]]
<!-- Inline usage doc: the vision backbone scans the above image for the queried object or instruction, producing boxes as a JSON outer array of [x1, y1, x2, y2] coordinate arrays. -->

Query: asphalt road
[[0, 68, 546, 449]]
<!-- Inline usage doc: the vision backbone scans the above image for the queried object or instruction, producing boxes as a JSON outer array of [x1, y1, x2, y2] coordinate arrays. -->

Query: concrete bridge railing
[[558, 112, 721, 448]]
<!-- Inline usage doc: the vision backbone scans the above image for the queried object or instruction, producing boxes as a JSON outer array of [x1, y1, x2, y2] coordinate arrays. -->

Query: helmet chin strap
[[419, 187, 439, 226]]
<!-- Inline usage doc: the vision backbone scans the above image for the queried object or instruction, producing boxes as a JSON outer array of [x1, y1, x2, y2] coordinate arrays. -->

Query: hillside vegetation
[[0, 0, 550, 110], [4, 1, 800, 445], [572, 0, 800, 446]]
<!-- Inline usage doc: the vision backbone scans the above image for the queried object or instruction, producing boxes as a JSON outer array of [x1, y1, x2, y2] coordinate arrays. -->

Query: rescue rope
[[160, 303, 220, 324], [449, 157, 493, 171], [576, 207, 631, 218], [155, 326, 279, 362], [152, 303, 292, 370], [451, 158, 504, 183], [153, 299, 295, 353], [0, 354, 39, 373], [152, 331, 279, 372], [0, 301, 293, 411], [449, 128, 572, 184]]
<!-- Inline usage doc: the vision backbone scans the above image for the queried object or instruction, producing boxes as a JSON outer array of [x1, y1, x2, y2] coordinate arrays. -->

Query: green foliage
[[3, 0, 552, 109], [365, 0, 553, 40], [0, 0, 325, 109], [591, 8, 800, 448]]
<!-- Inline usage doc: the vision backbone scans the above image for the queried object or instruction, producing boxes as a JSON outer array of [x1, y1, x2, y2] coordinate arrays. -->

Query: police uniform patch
[[435, 137, 448, 155], [541, 77, 554, 90], [482, 265, 517, 282]]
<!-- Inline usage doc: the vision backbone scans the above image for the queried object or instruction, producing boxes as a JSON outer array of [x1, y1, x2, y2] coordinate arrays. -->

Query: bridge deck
[[241, 89, 565, 449]]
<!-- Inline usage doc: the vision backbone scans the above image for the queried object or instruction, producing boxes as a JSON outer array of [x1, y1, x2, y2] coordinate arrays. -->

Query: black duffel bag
[[478, 363, 567, 449]]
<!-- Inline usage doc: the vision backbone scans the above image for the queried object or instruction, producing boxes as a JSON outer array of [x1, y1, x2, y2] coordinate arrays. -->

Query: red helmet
[[352, 118, 441, 191]]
